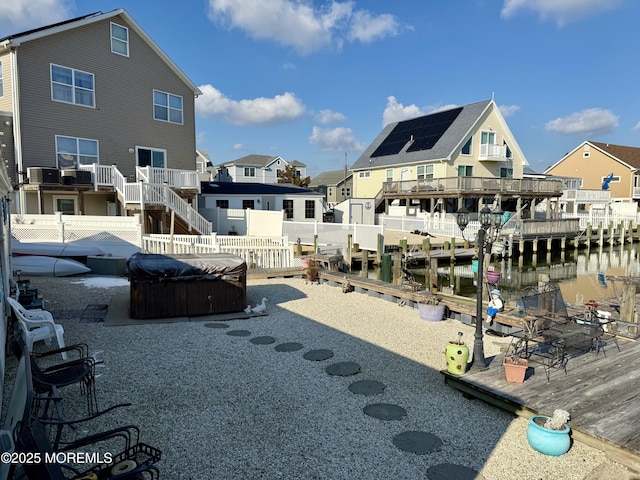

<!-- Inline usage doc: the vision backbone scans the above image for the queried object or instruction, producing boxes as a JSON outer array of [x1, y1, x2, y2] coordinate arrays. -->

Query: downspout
[[8, 45, 26, 214]]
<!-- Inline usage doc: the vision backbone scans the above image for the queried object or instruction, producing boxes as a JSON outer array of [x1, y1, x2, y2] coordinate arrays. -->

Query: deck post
[[347, 234, 353, 272], [620, 281, 636, 325], [422, 238, 431, 263], [360, 250, 369, 278], [377, 234, 384, 265]]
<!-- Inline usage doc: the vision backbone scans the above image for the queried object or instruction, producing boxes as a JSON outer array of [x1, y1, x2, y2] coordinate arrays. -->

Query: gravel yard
[[3, 274, 636, 479]]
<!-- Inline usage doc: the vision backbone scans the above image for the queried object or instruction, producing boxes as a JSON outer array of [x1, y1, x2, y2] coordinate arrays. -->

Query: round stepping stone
[[250, 336, 276, 345], [274, 342, 303, 352], [363, 403, 407, 421], [326, 361, 361, 376], [204, 323, 229, 329], [393, 431, 443, 454], [427, 463, 484, 480], [348, 380, 386, 396], [226, 330, 251, 337], [303, 349, 334, 361]]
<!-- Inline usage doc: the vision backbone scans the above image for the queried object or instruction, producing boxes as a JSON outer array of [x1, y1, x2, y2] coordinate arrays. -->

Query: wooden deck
[[442, 338, 640, 471]]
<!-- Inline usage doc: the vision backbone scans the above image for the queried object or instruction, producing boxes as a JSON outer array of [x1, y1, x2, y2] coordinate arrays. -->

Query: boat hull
[[11, 240, 104, 257], [12, 256, 91, 277]]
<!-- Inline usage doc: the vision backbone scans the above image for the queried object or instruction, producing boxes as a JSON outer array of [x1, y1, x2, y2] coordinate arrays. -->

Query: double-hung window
[[51, 64, 95, 107], [111, 22, 129, 56], [305, 200, 315, 219], [153, 90, 183, 124], [244, 167, 256, 178], [55, 135, 99, 168], [283, 200, 294, 219], [417, 165, 434, 179]]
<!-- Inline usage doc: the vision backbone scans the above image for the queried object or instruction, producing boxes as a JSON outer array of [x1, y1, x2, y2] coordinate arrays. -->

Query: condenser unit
[[27, 167, 60, 184]]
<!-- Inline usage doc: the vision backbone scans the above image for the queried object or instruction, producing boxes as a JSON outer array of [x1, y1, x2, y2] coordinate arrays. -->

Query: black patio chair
[[15, 417, 161, 480]]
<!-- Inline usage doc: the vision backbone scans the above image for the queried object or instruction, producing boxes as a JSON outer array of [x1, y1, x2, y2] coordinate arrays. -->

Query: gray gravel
[[6, 274, 637, 480]]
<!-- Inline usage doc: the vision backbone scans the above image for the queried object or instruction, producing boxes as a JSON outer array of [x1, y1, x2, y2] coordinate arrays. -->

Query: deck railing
[[382, 177, 564, 196]]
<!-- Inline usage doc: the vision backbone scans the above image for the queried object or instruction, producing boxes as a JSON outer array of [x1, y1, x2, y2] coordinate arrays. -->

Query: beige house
[[0, 9, 208, 234], [349, 99, 558, 216], [308, 169, 353, 206], [545, 141, 640, 205]]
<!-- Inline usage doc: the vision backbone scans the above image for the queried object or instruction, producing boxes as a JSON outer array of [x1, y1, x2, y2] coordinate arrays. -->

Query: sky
[[1, 0, 639, 178]]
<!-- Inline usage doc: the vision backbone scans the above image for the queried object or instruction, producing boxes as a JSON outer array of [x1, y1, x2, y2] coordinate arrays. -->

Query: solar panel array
[[371, 107, 463, 158]]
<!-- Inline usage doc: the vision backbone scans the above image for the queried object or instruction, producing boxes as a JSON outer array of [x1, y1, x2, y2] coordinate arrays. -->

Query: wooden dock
[[442, 338, 640, 471]]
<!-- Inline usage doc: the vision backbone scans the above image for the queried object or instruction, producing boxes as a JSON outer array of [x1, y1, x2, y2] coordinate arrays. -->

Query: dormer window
[[111, 23, 129, 57]]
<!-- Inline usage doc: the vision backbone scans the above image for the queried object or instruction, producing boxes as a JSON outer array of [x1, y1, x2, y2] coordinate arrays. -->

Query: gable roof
[[351, 99, 493, 170], [200, 182, 321, 196], [545, 140, 640, 173], [309, 170, 352, 187], [220, 154, 307, 168], [0, 9, 201, 96], [590, 141, 640, 170]]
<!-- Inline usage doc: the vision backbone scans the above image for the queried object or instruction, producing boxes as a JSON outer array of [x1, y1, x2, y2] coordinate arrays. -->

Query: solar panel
[[371, 107, 463, 158]]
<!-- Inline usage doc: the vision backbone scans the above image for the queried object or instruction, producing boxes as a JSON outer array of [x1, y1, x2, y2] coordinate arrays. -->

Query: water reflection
[[365, 243, 640, 306]]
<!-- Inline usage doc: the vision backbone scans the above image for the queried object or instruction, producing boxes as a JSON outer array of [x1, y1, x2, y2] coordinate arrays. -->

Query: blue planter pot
[[526, 416, 571, 456]]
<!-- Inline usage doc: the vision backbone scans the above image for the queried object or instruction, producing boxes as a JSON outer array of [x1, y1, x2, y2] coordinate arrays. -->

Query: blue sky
[[1, 0, 639, 178]]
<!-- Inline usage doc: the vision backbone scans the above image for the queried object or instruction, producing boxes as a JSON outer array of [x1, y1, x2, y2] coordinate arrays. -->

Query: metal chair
[[7, 296, 66, 360]]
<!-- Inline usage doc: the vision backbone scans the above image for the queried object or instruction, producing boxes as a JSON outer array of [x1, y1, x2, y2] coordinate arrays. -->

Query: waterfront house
[[545, 141, 640, 207], [350, 99, 562, 218], [0, 9, 208, 234]]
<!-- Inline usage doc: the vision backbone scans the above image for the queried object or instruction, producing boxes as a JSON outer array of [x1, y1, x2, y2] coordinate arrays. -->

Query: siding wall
[[16, 14, 196, 185]]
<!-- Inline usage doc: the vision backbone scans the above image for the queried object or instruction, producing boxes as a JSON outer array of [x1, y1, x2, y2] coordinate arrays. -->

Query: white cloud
[[634, 123, 640, 132], [309, 126, 364, 151], [0, 0, 73, 35], [545, 108, 619, 136], [382, 97, 460, 126], [501, 0, 621, 26], [195, 84, 306, 125], [499, 104, 520, 117], [382, 96, 425, 126], [208, 0, 402, 54], [233, 143, 245, 150], [313, 109, 346, 124]]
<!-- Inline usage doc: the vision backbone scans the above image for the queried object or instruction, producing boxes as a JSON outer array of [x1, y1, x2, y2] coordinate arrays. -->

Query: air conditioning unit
[[74, 169, 92, 185], [27, 167, 60, 184], [60, 169, 77, 185]]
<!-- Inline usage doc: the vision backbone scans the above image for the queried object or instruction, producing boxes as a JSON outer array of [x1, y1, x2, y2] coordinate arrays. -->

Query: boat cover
[[128, 253, 246, 282]]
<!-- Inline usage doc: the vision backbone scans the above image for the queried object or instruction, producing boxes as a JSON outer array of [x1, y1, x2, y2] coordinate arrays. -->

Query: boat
[[11, 256, 91, 276], [11, 240, 105, 257]]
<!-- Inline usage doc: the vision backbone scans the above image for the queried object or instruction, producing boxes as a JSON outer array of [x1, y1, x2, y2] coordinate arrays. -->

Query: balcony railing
[[561, 189, 611, 203], [382, 177, 564, 196], [479, 143, 508, 161]]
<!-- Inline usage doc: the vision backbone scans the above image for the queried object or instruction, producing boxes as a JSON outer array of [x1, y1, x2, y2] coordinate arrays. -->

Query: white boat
[[11, 256, 91, 276], [11, 240, 105, 257]]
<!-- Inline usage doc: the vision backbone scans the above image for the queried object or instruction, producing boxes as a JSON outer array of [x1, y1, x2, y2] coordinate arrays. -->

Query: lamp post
[[456, 204, 505, 372]]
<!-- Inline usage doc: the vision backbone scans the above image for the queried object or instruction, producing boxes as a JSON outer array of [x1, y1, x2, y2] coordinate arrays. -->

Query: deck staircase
[[81, 164, 212, 235]]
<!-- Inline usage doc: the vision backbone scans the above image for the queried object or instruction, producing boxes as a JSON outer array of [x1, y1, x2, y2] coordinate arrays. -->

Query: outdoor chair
[[7, 296, 66, 360], [510, 283, 607, 379], [15, 417, 161, 480], [9, 335, 99, 418]]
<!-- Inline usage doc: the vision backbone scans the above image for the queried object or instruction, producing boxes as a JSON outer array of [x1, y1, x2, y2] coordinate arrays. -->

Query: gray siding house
[[0, 9, 207, 234]]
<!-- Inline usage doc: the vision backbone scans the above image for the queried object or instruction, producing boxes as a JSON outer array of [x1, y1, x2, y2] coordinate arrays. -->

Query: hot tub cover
[[128, 252, 246, 282]]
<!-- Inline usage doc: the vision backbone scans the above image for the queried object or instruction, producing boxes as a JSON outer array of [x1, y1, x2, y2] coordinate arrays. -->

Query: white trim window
[[500, 167, 513, 178], [51, 64, 95, 107], [457, 165, 473, 177], [244, 167, 256, 178], [53, 196, 77, 215], [153, 90, 183, 124], [111, 22, 129, 57], [137, 147, 166, 168], [55, 135, 99, 168], [417, 165, 434, 179], [385, 169, 393, 182], [358, 171, 371, 178]]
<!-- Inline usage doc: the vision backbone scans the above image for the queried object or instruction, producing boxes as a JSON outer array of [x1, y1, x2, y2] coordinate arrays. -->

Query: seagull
[[252, 298, 268, 314], [244, 305, 252, 314]]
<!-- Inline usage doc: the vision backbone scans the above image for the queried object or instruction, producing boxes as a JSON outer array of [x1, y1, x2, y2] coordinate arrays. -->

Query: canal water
[[363, 243, 640, 308]]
